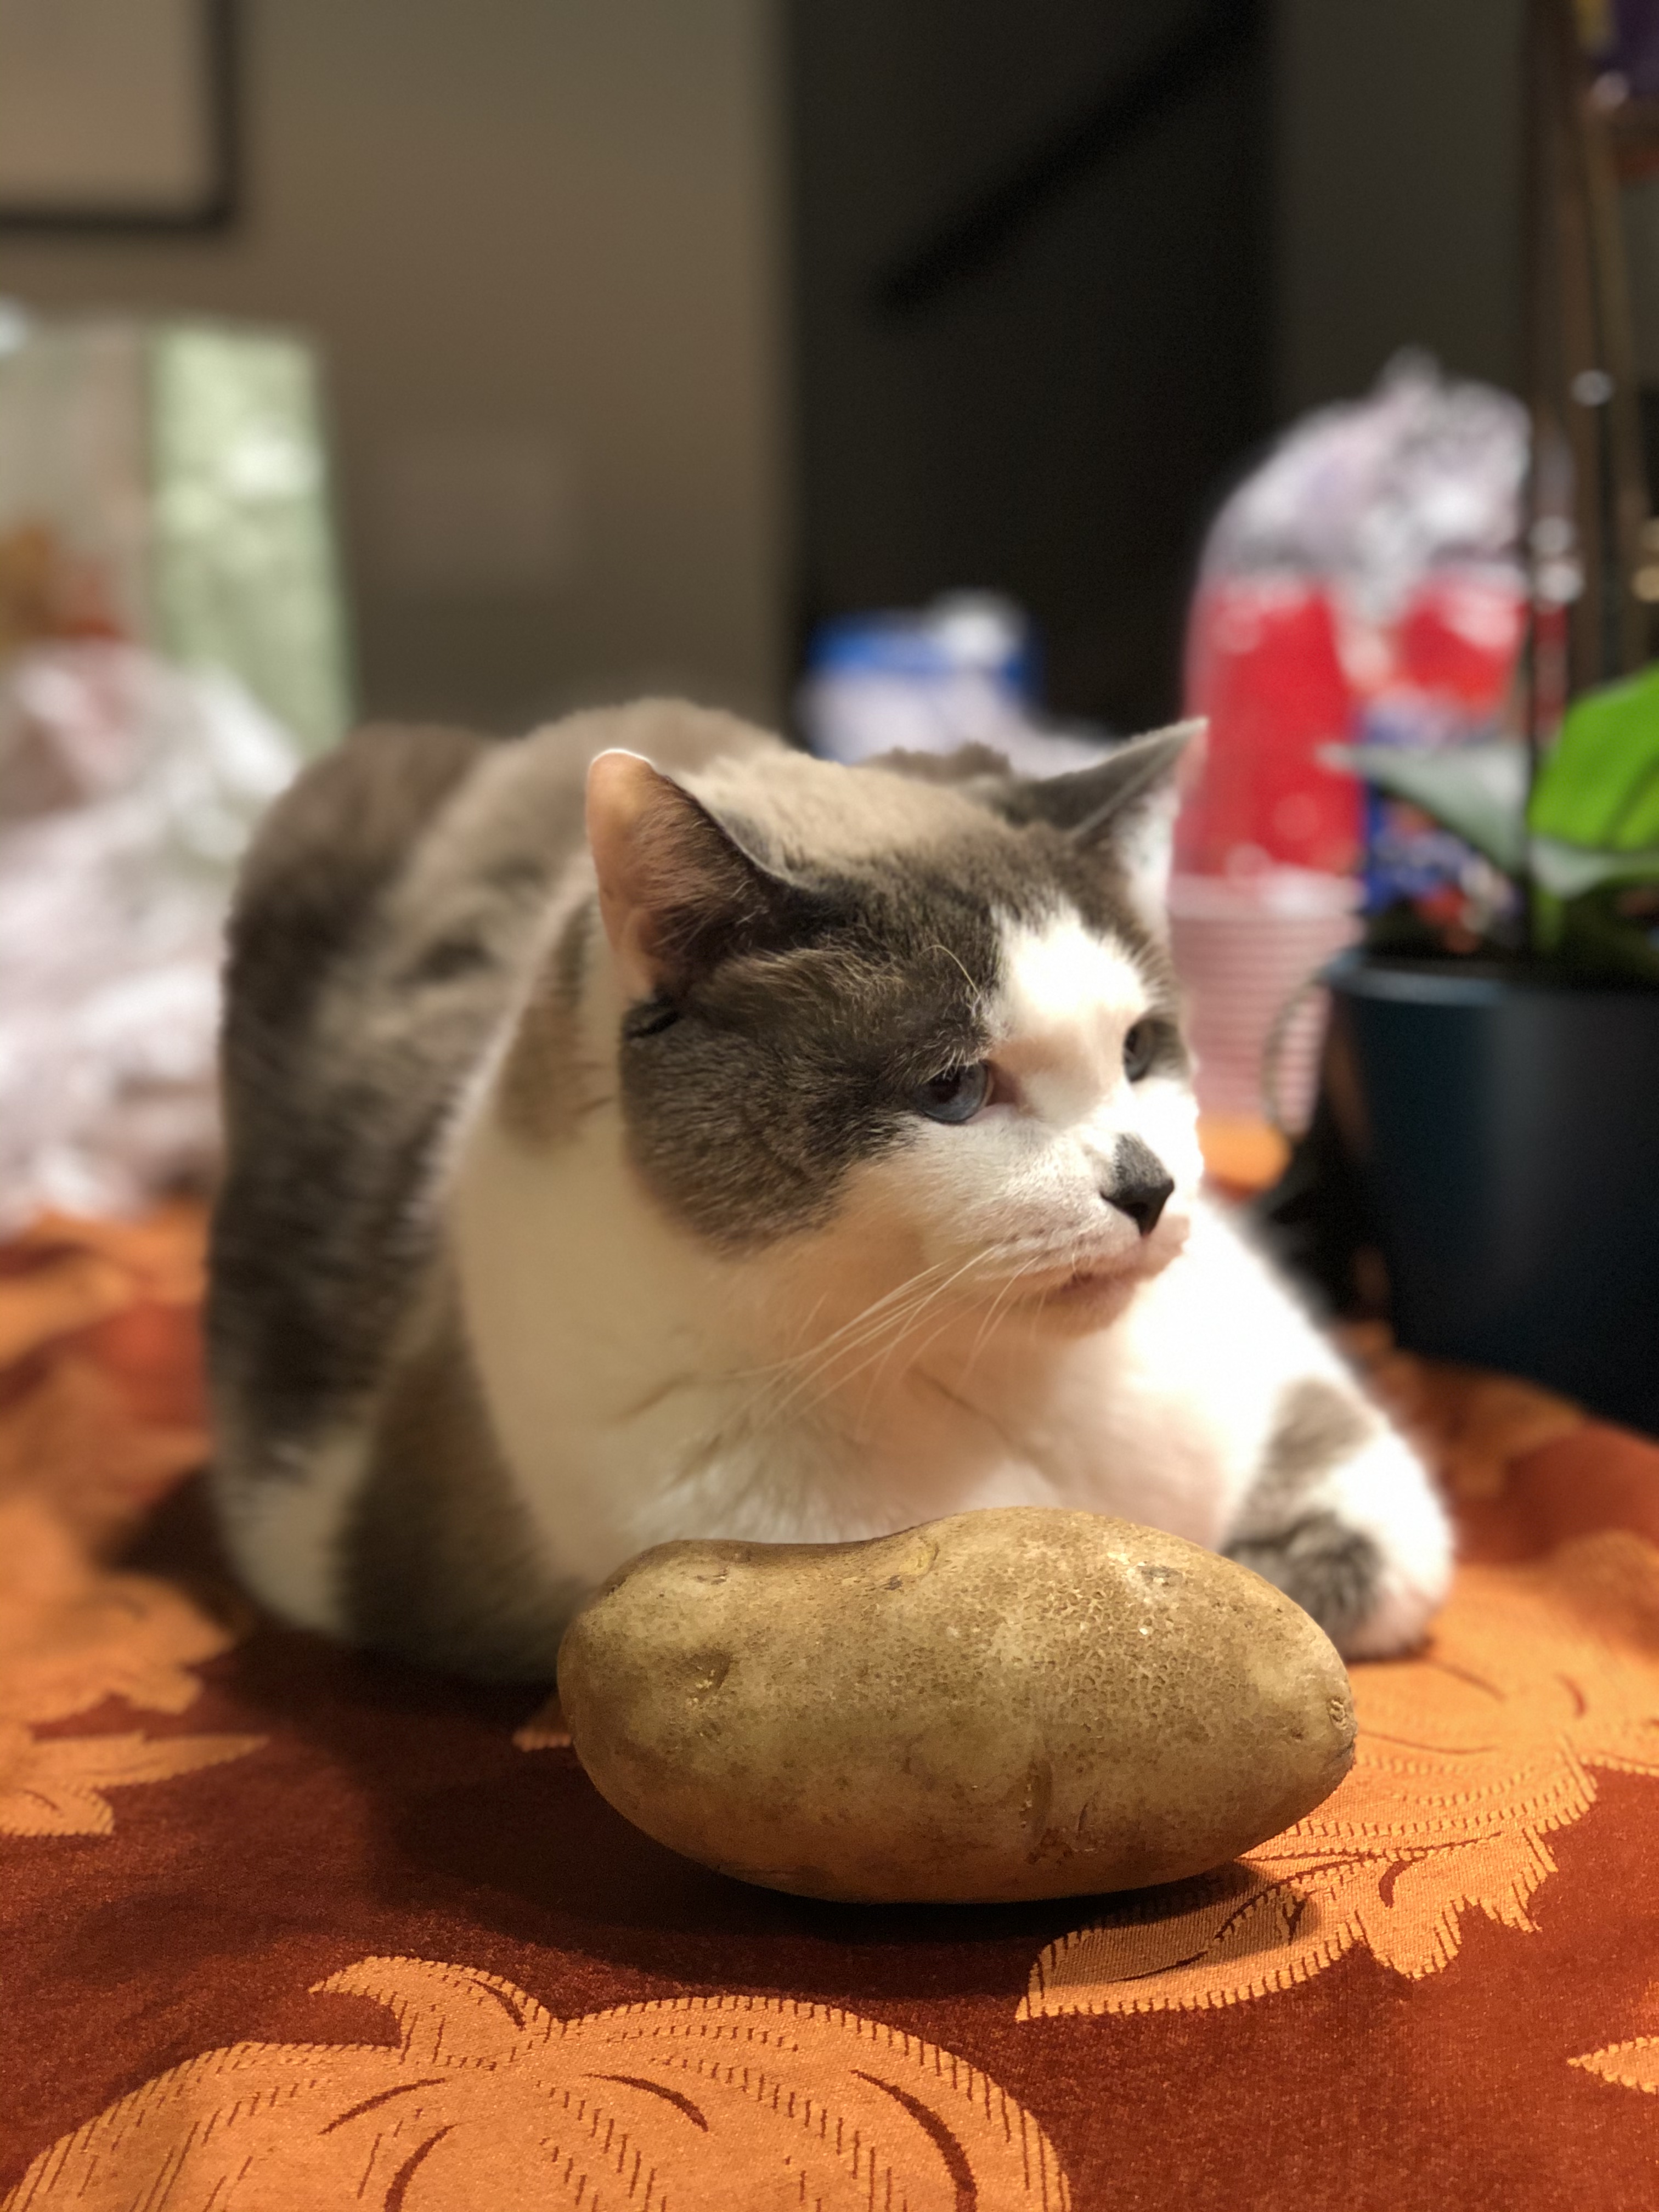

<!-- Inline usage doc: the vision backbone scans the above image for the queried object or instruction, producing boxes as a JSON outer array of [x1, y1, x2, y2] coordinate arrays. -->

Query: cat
[[207, 698, 1451, 1681]]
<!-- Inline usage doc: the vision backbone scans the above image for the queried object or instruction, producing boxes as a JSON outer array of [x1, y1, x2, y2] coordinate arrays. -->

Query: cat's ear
[[585, 749, 797, 997], [1020, 719, 1203, 929]]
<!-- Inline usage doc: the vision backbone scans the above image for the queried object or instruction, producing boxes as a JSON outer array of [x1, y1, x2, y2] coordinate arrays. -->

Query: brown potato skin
[[556, 1507, 1357, 1904]]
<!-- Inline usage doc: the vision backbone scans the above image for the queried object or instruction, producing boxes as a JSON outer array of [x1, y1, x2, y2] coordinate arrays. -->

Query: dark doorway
[[785, 0, 1272, 733]]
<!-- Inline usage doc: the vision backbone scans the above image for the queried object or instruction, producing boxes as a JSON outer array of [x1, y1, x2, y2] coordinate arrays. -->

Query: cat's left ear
[[586, 749, 800, 998], [1020, 719, 1203, 930]]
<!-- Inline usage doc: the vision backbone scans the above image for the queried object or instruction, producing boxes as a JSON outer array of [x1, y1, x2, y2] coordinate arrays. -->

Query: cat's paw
[[1227, 1428, 1452, 1661], [1333, 1533, 1452, 1658], [1331, 1430, 1453, 1659]]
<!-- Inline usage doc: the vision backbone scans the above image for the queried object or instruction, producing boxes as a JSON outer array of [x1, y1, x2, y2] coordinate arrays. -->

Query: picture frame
[[0, 0, 237, 233]]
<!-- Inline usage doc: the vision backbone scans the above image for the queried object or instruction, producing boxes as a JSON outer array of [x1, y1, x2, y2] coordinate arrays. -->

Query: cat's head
[[583, 721, 1204, 1339]]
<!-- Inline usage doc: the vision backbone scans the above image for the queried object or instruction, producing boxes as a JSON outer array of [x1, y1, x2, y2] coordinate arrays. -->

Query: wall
[[1274, 0, 1526, 415], [0, 0, 789, 732]]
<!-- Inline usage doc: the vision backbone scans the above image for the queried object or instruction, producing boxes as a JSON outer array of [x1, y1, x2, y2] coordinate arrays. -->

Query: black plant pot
[[1316, 953, 1659, 1435]]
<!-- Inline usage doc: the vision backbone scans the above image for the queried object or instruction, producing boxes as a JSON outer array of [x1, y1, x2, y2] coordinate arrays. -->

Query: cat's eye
[[1122, 1021, 1158, 1082], [912, 1062, 992, 1124], [624, 998, 680, 1039]]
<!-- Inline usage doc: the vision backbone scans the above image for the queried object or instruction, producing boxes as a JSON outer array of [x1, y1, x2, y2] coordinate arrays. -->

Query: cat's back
[[208, 699, 779, 1488]]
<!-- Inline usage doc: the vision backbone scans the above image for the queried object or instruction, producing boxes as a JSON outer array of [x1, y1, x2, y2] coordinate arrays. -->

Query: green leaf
[[1531, 663, 1659, 849], [1327, 741, 1529, 872], [1531, 836, 1659, 899]]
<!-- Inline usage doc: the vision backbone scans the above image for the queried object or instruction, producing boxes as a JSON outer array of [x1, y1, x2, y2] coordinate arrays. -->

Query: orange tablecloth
[[4, 1208, 1659, 2210]]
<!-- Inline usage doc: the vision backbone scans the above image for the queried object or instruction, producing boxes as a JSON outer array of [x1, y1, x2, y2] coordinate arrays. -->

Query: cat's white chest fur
[[451, 1093, 1279, 1587]]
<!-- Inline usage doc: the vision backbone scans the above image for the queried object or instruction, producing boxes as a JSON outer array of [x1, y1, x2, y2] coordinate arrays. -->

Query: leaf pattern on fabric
[[513, 1691, 572, 1751], [2, 1954, 1073, 2210], [1570, 2039, 1659, 2094], [0, 1205, 210, 1550], [0, 1489, 259, 1839], [0, 1499, 239, 1731], [1020, 1533, 1659, 2018], [0, 1718, 261, 1837]]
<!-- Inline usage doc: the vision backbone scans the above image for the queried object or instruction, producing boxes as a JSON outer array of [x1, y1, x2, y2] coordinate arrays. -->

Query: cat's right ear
[[1015, 719, 1204, 932], [585, 750, 793, 998]]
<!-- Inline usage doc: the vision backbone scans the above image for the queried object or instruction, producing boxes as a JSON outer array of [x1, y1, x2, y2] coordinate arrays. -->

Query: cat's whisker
[[783, 1249, 1017, 1425], [964, 1251, 1048, 1366], [847, 1275, 985, 1413], [765, 1271, 981, 1415], [755, 1276, 957, 1401], [784, 1235, 1085, 1426], [735, 1258, 958, 1386], [758, 1250, 1000, 1430], [729, 1256, 974, 1433], [861, 1251, 1050, 1427], [761, 1287, 834, 1378]]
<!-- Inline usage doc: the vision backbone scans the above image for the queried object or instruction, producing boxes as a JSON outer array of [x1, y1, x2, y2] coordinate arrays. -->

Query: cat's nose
[[1104, 1138, 1175, 1237]]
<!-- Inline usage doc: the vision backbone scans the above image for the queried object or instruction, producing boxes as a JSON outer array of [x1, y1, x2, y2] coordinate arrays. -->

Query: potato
[[557, 1507, 1355, 1903]]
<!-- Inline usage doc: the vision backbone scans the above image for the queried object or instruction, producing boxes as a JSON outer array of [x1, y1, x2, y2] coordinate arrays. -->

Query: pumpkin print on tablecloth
[[3, 1954, 1072, 2210], [1021, 1532, 1659, 2018]]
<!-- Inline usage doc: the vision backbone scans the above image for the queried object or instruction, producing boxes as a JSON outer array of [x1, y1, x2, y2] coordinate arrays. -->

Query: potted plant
[[1254, 0, 1659, 1432], [1262, 667, 1659, 1434]]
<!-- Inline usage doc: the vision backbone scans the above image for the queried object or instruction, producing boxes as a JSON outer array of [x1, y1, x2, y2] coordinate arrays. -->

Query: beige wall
[[0, 0, 789, 732]]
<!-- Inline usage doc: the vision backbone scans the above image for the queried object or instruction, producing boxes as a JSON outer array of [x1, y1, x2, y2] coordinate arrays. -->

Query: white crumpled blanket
[[0, 642, 301, 1229]]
